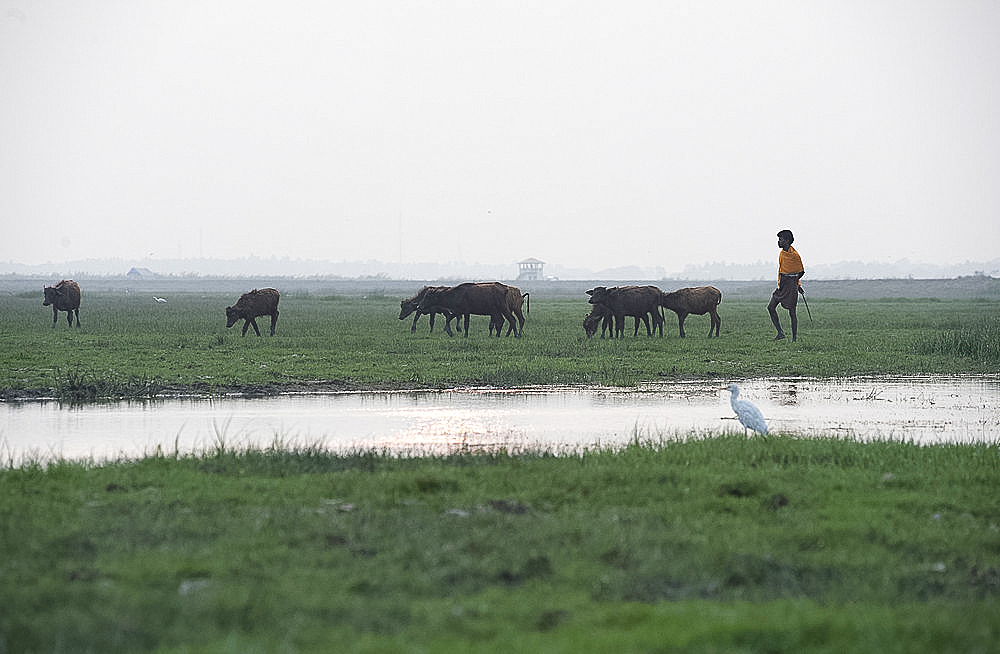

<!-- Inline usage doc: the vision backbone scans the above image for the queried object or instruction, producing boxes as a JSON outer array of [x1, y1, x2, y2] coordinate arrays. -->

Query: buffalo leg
[[269, 312, 278, 336], [243, 318, 262, 337], [74, 309, 80, 327], [51, 307, 58, 328], [411, 313, 421, 333], [641, 314, 653, 337], [677, 313, 687, 338], [496, 313, 512, 337], [614, 314, 625, 338], [709, 310, 720, 338], [463, 314, 471, 338]]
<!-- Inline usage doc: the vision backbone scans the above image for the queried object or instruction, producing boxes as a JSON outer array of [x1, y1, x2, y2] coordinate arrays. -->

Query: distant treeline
[[2, 256, 999, 281]]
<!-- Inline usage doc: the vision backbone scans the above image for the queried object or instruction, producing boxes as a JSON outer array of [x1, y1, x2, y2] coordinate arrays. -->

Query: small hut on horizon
[[517, 258, 545, 281]]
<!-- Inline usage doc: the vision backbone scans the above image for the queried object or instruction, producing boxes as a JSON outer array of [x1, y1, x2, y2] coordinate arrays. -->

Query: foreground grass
[[1, 291, 999, 399], [1, 436, 998, 652]]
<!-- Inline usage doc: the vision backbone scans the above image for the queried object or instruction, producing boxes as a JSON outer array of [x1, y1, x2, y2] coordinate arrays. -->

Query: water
[[2, 377, 998, 462]]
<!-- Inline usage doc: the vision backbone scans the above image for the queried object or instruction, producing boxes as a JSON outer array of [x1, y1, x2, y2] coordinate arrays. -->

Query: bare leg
[[767, 297, 785, 339]]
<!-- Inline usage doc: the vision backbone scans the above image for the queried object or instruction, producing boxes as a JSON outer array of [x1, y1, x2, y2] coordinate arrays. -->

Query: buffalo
[[586, 285, 664, 338], [399, 286, 455, 333], [490, 285, 529, 337], [42, 279, 81, 328], [583, 304, 614, 338], [658, 286, 722, 338], [417, 282, 520, 337], [226, 288, 280, 336], [583, 303, 649, 339]]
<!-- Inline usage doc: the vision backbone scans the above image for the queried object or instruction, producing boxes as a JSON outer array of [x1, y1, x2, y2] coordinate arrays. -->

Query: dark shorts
[[770, 282, 799, 310]]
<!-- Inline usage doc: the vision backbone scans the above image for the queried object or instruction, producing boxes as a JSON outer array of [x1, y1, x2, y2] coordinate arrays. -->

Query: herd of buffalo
[[40, 279, 722, 339], [399, 281, 722, 339]]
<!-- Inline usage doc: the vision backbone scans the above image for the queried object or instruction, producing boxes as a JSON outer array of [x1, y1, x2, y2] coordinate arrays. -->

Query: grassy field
[[1, 436, 998, 652], [2, 279, 998, 651], [1, 282, 998, 400]]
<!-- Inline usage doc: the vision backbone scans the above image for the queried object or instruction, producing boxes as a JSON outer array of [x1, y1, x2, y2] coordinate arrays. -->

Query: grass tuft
[[916, 317, 1000, 362], [54, 367, 166, 402]]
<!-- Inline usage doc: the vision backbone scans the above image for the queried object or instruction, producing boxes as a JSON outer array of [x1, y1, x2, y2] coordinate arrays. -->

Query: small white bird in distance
[[153, 296, 167, 303], [724, 383, 768, 435]]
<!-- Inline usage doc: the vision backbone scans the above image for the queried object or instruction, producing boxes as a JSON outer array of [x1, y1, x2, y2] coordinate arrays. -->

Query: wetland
[[1, 277, 999, 651]]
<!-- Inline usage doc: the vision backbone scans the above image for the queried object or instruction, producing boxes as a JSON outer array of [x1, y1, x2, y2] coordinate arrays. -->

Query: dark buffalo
[[490, 285, 529, 337], [584, 303, 645, 338], [659, 286, 723, 338], [583, 304, 612, 338], [42, 279, 81, 328], [399, 285, 455, 333], [586, 285, 663, 338], [417, 282, 519, 337], [226, 288, 280, 336]]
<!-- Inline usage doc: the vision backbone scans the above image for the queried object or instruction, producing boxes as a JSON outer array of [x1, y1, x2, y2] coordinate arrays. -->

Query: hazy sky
[[2, 1, 998, 271]]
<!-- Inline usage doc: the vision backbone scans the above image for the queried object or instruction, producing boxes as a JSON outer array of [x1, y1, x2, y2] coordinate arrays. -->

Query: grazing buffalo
[[583, 304, 612, 338], [226, 288, 280, 336], [583, 303, 646, 339], [417, 282, 519, 337], [659, 286, 722, 338], [586, 285, 663, 338], [399, 285, 455, 333], [42, 279, 81, 328]]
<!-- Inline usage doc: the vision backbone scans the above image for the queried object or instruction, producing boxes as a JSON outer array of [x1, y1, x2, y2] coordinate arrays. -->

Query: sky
[[2, 1, 998, 274]]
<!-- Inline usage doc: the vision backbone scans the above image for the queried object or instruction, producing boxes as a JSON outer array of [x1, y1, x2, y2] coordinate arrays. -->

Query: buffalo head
[[586, 287, 610, 305]]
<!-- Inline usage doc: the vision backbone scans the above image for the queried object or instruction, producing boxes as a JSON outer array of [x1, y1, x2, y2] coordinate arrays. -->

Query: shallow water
[[2, 376, 998, 462]]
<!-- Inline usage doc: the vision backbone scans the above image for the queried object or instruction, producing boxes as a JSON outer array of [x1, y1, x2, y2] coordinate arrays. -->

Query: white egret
[[724, 383, 768, 435], [153, 296, 167, 303]]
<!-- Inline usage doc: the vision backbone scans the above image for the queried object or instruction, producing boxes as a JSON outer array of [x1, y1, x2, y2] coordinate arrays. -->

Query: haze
[[2, 1, 998, 274]]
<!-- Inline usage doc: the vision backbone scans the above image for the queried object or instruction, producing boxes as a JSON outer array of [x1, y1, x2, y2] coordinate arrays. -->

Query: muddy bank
[[0, 379, 437, 403]]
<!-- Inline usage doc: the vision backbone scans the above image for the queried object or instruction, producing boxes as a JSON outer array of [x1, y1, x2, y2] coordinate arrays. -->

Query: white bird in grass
[[724, 383, 768, 435], [153, 296, 167, 303]]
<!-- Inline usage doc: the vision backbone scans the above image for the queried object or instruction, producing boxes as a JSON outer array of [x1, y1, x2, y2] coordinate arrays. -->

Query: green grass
[[1, 291, 998, 400], [916, 316, 1000, 363], [1, 436, 998, 652], [3, 285, 999, 651]]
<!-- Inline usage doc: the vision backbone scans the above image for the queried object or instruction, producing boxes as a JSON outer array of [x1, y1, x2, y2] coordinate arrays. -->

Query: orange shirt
[[778, 246, 804, 285]]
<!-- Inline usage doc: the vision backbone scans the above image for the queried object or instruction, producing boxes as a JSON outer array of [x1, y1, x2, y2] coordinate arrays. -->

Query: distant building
[[126, 267, 159, 279], [517, 258, 545, 281]]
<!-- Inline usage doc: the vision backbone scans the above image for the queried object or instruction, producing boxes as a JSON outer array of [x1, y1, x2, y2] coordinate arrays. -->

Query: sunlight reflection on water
[[1, 376, 998, 462]]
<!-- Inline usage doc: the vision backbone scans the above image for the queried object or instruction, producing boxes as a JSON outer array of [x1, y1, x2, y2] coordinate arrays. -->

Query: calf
[[399, 285, 454, 333], [42, 279, 81, 328], [583, 303, 651, 338], [586, 285, 663, 338], [583, 304, 614, 338], [658, 286, 722, 338], [226, 288, 280, 336]]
